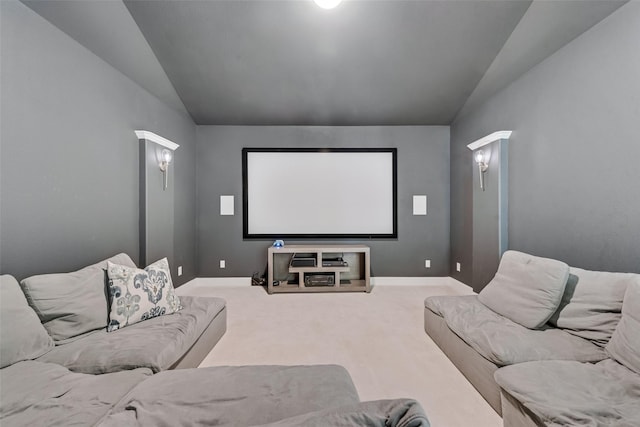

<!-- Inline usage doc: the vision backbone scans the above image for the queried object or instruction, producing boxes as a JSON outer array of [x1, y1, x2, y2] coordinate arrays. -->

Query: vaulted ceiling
[[23, 0, 626, 125]]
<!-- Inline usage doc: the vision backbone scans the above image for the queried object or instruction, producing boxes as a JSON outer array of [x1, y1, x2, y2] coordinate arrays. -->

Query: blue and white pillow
[[107, 258, 182, 332]]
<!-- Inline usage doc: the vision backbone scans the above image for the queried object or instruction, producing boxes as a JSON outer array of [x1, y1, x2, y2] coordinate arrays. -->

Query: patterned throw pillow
[[106, 258, 182, 332]]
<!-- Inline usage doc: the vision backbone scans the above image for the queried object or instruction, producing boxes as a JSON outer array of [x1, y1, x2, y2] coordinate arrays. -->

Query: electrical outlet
[[424, 259, 431, 268], [219, 260, 226, 269], [177, 266, 183, 276], [456, 262, 461, 272]]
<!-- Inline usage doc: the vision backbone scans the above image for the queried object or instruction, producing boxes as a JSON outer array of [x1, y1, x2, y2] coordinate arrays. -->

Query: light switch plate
[[220, 195, 234, 215], [413, 195, 427, 215]]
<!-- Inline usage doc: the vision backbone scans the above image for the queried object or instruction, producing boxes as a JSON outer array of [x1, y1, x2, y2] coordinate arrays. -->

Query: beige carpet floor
[[177, 279, 502, 427]]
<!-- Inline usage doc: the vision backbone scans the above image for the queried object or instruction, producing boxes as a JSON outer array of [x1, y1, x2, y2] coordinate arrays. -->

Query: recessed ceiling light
[[314, 0, 342, 10]]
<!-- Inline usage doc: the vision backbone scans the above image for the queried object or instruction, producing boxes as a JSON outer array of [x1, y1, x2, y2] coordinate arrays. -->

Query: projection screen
[[242, 148, 397, 239]]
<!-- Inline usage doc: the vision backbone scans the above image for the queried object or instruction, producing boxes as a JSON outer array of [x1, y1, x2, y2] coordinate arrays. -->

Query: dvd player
[[322, 260, 348, 267]]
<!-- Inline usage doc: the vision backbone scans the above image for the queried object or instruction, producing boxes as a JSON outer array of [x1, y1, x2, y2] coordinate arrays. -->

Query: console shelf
[[267, 245, 370, 294]]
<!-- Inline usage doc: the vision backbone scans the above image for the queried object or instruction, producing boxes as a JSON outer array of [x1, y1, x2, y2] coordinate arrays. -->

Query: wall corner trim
[[466, 130, 512, 150], [135, 130, 180, 151]]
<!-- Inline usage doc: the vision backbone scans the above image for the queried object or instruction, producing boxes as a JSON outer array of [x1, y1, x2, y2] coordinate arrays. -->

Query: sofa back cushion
[[478, 250, 569, 329], [549, 267, 637, 347], [1, 275, 54, 368], [606, 282, 640, 374], [20, 253, 136, 343]]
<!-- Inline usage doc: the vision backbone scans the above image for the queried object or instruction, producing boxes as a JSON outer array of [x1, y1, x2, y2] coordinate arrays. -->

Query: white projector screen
[[242, 148, 397, 238]]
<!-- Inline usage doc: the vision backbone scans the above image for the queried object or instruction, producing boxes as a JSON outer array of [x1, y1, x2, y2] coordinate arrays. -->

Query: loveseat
[[1, 255, 430, 426], [424, 250, 640, 426]]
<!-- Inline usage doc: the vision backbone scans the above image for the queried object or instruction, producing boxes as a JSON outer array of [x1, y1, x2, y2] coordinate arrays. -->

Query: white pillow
[[478, 251, 569, 329], [107, 258, 182, 332]]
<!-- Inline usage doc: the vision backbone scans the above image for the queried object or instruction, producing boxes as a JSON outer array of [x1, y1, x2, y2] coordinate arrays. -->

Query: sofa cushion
[[425, 295, 605, 366], [0, 360, 151, 426], [606, 282, 640, 374], [549, 267, 637, 346], [0, 275, 54, 368], [36, 296, 225, 373], [107, 258, 182, 332], [495, 359, 640, 426], [20, 253, 136, 343], [478, 250, 569, 329], [103, 365, 360, 426]]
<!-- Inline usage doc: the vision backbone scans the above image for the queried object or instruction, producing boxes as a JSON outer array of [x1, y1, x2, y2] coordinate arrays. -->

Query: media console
[[267, 244, 371, 294]]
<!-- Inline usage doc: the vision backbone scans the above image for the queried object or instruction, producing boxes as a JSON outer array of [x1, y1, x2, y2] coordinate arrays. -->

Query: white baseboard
[[371, 276, 457, 286], [175, 277, 251, 295], [179, 276, 469, 288], [189, 277, 252, 286]]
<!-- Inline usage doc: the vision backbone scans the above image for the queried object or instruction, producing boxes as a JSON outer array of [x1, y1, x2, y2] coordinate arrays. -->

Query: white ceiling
[[23, 0, 627, 125]]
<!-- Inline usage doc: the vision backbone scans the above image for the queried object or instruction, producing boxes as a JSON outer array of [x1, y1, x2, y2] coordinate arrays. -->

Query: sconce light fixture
[[159, 149, 172, 191], [466, 130, 512, 192], [475, 150, 489, 191], [134, 130, 180, 191]]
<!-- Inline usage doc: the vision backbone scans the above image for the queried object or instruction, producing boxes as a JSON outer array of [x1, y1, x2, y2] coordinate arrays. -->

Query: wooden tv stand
[[267, 244, 370, 294]]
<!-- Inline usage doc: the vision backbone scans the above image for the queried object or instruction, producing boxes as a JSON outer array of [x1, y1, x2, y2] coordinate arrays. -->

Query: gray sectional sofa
[[1, 254, 430, 426], [424, 250, 640, 426], [18, 253, 227, 373]]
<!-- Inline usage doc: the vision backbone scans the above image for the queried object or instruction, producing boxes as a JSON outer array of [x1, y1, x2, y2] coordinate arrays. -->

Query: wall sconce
[[475, 150, 489, 191], [467, 131, 512, 192], [135, 130, 180, 192], [159, 149, 172, 191]]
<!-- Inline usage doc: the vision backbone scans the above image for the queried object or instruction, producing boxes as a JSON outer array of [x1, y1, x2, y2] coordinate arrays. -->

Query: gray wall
[[196, 126, 450, 277], [450, 2, 640, 288], [0, 1, 197, 285]]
